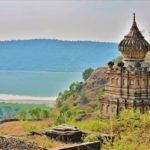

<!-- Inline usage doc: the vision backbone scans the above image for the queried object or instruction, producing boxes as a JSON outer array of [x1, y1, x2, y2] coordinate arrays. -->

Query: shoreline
[[0, 94, 57, 107]]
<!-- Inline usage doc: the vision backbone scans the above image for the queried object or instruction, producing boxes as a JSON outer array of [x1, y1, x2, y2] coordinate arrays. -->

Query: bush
[[119, 109, 140, 120], [82, 67, 94, 81], [29, 108, 42, 120], [84, 134, 99, 142], [69, 82, 83, 93], [17, 109, 27, 121], [80, 91, 89, 104], [41, 109, 50, 119]]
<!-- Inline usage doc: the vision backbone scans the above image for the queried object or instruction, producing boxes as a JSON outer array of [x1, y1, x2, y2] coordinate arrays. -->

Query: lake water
[[0, 71, 82, 97]]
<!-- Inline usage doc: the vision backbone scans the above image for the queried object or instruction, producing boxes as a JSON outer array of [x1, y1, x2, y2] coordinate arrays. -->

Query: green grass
[[66, 109, 150, 150], [68, 119, 109, 132]]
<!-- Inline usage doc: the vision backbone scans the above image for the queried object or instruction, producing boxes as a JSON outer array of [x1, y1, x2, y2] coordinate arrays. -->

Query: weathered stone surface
[[54, 141, 101, 150], [0, 136, 44, 150], [27, 131, 44, 136], [45, 125, 83, 143]]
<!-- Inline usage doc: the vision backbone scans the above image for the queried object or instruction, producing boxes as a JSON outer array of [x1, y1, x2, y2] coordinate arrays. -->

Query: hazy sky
[[0, 0, 150, 42]]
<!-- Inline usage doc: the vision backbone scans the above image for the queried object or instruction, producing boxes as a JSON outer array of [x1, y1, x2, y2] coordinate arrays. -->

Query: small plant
[[84, 134, 98, 142]]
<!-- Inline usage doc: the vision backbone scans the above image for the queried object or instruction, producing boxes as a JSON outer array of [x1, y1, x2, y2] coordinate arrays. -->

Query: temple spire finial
[[133, 13, 136, 24]]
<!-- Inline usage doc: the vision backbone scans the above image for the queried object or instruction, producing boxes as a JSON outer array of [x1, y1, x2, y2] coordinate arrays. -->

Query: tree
[[41, 109, 50, 119], [69, 82, 83, 93], [82, 68, 94, 81], [17, 109, 27, 121], [29, 108, 42, 120], [60, 105, 70, 113]]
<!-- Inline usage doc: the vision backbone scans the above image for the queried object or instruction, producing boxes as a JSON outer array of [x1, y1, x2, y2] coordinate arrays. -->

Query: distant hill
[[0, 39, 119, 72]]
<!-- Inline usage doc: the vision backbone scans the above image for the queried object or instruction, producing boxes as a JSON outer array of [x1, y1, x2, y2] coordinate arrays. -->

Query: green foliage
[[96, 88, 104, 110], [60, 105, 70, 113], [119, 109, 140, 120], [84, 134, 98, 142], [56, 82, 83, 108], [21, 122, 41, 132], [113, 56, 123, 64], [80, 91, 89, 104], [0, 102, 50, 119], [17, 107, 52, 120], [66, 109, 150, 150], [55, 106, 87, 125], [68, 119, 106, 132], [41, 109, 50, 119], [56, 90, 72, 107], [17, 109, 27, 121], [29, 108, 42, 120], [82, 67, 94, 81], [69, 82, 83, 93]]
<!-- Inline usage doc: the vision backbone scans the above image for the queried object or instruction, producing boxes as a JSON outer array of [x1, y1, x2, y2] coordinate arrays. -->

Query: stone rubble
[[0, 136, 45, 150]]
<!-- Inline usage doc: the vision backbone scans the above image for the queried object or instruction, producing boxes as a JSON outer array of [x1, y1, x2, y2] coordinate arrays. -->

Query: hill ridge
[[0, 39, 119, 72]]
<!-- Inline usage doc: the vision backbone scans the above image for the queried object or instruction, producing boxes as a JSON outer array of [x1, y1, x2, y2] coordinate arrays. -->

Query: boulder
[[45, 125, 84, 143]]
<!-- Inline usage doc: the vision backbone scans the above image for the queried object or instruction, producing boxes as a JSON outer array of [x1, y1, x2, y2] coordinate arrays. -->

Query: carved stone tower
[[119, 13, 149, 67], [101, 14, 150, 118]]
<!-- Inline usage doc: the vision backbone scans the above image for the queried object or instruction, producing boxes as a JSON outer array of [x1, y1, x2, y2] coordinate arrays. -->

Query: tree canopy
[[82, 67, 94, 81]]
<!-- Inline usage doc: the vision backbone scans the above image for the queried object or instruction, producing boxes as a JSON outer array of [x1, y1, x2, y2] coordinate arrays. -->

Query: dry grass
[[0, 119, 53, 135], [20, 135, 63, 149]]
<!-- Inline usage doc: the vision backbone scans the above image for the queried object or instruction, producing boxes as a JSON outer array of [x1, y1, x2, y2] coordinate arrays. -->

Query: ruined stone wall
[[57, 141, 101, 150], [101, 67, 150, 118]]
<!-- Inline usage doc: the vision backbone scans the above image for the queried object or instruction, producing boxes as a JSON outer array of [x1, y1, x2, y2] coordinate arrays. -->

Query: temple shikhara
[[101, 14, 150, 118]]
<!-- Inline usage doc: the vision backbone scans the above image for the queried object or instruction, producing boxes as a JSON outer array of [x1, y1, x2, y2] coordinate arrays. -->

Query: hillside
[[0, 39, 119, 71], [0, 66, 150, 150], [56, 67, 106, 114]]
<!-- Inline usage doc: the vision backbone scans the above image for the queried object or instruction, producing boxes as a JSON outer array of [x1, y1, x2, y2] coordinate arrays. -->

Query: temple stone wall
[[101, 14, 150, 118]]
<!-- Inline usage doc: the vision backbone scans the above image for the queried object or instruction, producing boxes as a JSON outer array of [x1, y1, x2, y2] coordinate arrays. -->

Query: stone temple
[[101, 14, 150, 118]]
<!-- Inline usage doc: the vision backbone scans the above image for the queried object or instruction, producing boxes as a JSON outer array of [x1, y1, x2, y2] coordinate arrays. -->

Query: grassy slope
[[54, 66, 150, 150], [56, 67, 106, 113], [67, 110, 150, 150], [0, 110, 149, 150]]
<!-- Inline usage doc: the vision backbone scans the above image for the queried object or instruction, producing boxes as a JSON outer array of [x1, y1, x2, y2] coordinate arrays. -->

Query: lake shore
[[0, 94, 57, 107]]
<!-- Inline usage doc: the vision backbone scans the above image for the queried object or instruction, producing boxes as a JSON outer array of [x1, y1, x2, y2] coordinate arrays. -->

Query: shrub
[[41, 109, 50, 119], [69, 82, 83, 93], [84, 134, 98, 142], [119, 109, 140, 120], [29, 108, 42, 120], [82, 67, 94, 81], [80, 91, 89, 104], [17, 109, 27, 121]]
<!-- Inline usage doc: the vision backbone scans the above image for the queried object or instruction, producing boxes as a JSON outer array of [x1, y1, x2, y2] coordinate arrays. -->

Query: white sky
[[0, 0, 149, 42]]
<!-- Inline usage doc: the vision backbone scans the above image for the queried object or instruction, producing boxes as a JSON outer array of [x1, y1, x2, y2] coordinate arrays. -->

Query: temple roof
[[119, 13, 149, 54]]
